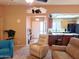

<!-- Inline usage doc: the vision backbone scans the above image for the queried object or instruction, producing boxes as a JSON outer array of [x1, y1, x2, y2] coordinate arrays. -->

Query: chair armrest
[[9, 40, 14, 48], [9, 40, 14, 56], [51, 45, 66, 51]]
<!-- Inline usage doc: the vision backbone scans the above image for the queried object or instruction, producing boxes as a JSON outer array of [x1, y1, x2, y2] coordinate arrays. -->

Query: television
[[76, 24, 79, 34], [67, 24, 76, 33]]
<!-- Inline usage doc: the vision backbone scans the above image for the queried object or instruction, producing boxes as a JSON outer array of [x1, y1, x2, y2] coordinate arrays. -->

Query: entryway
[[26, 16, 47, 46]]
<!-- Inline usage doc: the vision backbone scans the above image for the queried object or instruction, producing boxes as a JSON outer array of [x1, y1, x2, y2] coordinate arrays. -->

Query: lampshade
[[25, 0, 34, 3]]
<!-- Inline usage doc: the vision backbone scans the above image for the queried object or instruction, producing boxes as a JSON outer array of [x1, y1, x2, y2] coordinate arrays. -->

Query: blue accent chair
[[0, 39, 14, 58]]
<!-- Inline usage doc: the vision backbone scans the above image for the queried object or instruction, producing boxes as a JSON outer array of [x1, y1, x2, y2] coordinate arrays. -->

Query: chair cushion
[[51, 45, 66, 51], [30, 44, 40, 53], [0, 40, 10, 48], [0, 48, 10, 55], [69, 37, 79, 47], [38, 35, 48, 45], [52, 51, 72, 59]]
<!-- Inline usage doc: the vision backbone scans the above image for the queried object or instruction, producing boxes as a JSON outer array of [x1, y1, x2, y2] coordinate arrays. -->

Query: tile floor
[[12, 46, 52, 59], [1, 46, 52, 59]]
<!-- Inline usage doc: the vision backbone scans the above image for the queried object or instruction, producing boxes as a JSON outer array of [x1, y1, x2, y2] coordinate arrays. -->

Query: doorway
[[26, 16, 47, 46], [31, 19, 40, 43]]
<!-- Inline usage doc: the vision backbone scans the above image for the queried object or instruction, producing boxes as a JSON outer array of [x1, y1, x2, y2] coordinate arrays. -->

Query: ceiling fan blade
[[37, 0, 47, 2]]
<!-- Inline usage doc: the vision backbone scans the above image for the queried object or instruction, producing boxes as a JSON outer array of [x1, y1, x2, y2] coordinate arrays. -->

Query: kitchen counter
[[49, 33, 79, 35], [48, 33, 79, 46]]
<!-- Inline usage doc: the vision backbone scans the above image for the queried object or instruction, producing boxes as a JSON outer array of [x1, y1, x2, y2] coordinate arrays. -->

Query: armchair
[[0, 39, 14, 58], [30, 34, 48, 58]]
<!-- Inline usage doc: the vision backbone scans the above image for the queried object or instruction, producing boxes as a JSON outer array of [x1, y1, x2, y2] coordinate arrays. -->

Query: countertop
[[49, 33, 79, 35]]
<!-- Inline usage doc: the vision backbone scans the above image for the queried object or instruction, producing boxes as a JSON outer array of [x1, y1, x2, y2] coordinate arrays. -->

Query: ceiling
[[0, 0, 79, 5]]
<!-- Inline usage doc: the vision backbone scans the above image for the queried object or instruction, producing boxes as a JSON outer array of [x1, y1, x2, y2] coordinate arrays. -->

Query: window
[[52, 19, 64, 32]]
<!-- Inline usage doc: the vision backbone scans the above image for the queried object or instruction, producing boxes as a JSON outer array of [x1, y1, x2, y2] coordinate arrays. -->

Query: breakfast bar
[[48, 33, 79, 46]]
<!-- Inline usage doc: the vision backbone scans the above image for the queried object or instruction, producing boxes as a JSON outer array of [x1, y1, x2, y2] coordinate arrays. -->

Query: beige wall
[[0, 5, 79, 46], [0, 6, 4, 39], [47, 5, 79, 13], [4, 6, 26, 46], [61, 20, 68, 28], [0, 5, 4, 17]]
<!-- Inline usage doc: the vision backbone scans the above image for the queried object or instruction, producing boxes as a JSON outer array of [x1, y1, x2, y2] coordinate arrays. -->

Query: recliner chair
[[30, 34, 48, 58]]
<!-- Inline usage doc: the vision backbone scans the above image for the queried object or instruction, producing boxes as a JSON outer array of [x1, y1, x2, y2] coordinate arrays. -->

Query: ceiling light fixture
[[25, 0, 34, 3], [36, 18, 39, 21]]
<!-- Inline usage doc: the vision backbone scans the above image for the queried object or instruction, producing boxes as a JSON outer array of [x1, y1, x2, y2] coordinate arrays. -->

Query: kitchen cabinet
[[48, 34, 79, 46]]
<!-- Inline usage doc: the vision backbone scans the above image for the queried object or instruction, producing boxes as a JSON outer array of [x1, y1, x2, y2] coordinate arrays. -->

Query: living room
[[0, 0, 79, 59]]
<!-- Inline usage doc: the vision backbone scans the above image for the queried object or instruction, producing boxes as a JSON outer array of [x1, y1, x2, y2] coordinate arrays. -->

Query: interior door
[[31, 20, 40, 42]]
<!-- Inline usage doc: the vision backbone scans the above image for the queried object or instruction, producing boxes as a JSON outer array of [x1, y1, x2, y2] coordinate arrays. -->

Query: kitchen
[[48, 13, 79, 46]]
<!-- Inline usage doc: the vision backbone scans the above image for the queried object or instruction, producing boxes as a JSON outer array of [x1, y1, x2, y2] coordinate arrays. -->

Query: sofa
[[0, 39, 14, 58], [51, 37, 79, 59]]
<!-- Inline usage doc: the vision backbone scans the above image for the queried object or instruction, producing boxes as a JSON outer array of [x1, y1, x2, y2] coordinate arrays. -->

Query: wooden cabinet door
[[56, 35, 63, 45], [62, 35, 72, 45], [48, 35, 56, 46]]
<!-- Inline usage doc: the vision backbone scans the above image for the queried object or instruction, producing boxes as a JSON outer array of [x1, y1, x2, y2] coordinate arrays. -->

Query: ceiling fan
[[25, 0, 48, 4], [37, 0, 48, 2]]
